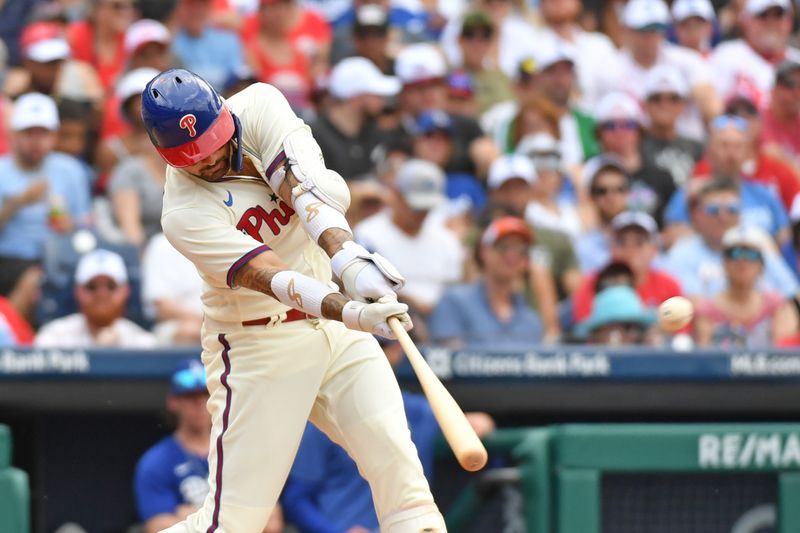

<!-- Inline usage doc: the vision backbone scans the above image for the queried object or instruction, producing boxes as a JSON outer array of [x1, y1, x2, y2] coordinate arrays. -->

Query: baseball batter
[[141, 69, 446, 533]]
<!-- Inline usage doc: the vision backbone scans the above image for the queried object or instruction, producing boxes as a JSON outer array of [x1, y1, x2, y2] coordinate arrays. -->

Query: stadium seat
[[0, 425, 30, 533], [37, 231, 151, 330]]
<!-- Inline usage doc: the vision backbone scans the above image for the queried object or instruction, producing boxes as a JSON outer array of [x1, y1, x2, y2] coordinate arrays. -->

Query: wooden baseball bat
[[387, 317, 488, 472]]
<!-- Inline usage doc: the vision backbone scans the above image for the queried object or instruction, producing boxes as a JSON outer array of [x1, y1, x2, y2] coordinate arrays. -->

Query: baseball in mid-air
[[658, 296, 694, 332]]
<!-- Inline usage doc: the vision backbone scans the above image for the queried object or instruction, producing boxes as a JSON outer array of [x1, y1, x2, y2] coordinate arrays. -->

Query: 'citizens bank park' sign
[[699, 432, 800, 469]]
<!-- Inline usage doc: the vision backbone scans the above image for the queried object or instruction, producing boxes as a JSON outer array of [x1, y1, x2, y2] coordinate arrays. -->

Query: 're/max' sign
[[699, 433, 800, 469]]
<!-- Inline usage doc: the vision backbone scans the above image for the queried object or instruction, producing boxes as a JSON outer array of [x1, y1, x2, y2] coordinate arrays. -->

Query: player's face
[[183, 142, 233, 182]]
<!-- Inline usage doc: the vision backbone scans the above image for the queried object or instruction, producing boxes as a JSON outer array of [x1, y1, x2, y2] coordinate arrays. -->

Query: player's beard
[[188, 143, 233, 182]]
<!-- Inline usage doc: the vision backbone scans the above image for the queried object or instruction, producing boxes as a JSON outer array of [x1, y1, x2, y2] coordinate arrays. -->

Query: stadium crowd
[[1, 0, 800, 352], [4, 1, 800, 531]]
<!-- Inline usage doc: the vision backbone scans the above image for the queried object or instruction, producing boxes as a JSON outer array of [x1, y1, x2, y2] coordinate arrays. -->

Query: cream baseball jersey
[[161, 83, 331, 323]]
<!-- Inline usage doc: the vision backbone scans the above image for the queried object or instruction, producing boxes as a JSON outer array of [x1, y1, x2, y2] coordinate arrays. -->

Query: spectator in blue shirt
[[134, 359, 284, 533], [663, 177, 798, 298], [663, 115, 791, 245], [282, 339, 494, 533], [171, 0, 249, 92], [0, 93, 90, 318], [428, 216, 543, 349]]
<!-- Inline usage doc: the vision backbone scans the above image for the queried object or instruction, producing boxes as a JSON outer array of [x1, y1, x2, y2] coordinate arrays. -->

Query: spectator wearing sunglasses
[[761, 61, 800, 173], [35, 249, 156, 348], [694, 224, 799, 348], [575, 154, 633, 272], [572, 211, 682, 323], [594, 91, 676, 227], [696, 95, 800, 212], [134, 359, 284, 533], [456, 11, 513, 114], [330, 3, 393, 73], [664, 114, 792, 245], [710, 0, 800, 109], [663, 178, 798, 298], [575, 285, 658, 346], [640, 65, 704, 189]]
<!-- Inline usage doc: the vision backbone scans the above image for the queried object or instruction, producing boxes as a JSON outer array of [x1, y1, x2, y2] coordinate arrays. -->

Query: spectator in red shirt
[[243, 0, 331, 111], [572, 211, 682, 323], [761, 61, 800, 173], [694, 95, 800, 211], [67, 0, 136, 90]]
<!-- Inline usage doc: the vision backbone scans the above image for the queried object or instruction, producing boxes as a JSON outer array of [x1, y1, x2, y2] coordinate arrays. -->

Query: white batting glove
[[341, 295, 413, 339], [331, 241, 406, 302]]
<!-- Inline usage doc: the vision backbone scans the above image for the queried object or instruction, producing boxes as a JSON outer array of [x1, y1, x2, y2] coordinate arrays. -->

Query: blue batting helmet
[[141, 69, 242, 169]]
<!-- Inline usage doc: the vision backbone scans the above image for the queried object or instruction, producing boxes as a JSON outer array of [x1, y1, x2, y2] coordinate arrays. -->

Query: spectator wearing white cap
[[710, 0, 800, 107], [35, 249, 156, 348], [391, 43, 498, 177], [0, 93, 91, 319], [354, 159, 464, 324], [105, 68, 169, 247], [609, 0, 722, 142], [572, 210, 683, 323], [98, 20, 174, 142], [527, 0, 621, 112], [694, 224, 798, 348], [574, 155, 632, 272], [594, 91, 677, 226], [671, 0, 717, 56], [172, 0, 249, 93], [310, 57, 400, 179], [640, 65, 704, 188], [4, 21, 103, 107]]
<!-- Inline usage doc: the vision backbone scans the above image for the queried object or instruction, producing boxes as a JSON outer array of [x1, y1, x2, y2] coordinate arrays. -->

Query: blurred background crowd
[[1, 0, 800, 352]]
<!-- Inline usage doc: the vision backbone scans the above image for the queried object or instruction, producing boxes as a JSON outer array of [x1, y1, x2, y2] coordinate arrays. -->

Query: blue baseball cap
[[410, 110, 453, 137], [170, 360, 207, 395]]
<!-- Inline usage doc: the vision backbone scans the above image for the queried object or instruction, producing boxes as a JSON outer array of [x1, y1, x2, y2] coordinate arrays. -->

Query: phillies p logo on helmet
[[180, 114, 198, 137]]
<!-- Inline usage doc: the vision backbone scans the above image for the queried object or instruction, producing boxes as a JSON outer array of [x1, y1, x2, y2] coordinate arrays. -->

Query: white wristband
[[341, 301, 365, 331], [270, 270, 337, 318], [330, 240, 369, 280], [292, 190, 352, 244]]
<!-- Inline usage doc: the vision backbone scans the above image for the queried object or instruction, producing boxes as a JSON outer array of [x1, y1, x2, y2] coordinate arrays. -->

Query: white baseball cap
[[623, 0, 670, 30], [643, 65, 689, 98], [395, 158, 446, 210], [116, 67, 160, 103], [672, 0, 716, 21], [328, 57, 401, 99], [20, 21, 70, 63], [395, 43, 447, 85], [611, 211, 658, 239], [745, 0, 790, 16], [488, 154, 536, 190], [75, 249, 129, 285], [10, 92, 59, 131], [124, 19, 170, 56], [595, 91, 644, 124], [533, 37, 576, 72], [721, 224, 774, 255]]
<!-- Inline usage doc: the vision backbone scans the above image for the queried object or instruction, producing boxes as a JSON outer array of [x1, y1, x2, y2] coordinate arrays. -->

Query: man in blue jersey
[[134, 360, 283, 533], [281, 341, 495, 533]]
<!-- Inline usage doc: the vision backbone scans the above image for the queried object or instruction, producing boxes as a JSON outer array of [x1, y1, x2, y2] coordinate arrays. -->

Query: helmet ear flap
[[232, 113, 243, 172]]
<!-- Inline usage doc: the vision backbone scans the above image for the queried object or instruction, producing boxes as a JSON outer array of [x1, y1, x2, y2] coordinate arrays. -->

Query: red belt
[[241, 308, 309, 327]]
